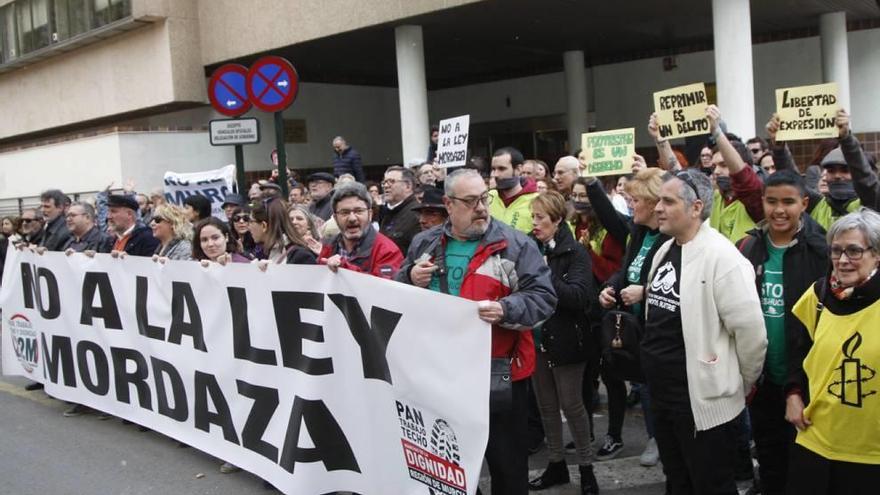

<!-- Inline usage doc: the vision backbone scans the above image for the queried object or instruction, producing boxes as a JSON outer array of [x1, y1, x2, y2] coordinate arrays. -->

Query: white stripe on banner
[[0, 250, 490, 495]]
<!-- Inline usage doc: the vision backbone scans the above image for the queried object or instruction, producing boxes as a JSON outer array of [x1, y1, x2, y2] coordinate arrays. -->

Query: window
[[16, 0, 51, 54], [91, 0, 127, 28], [0, 5, 17, 63], [53, 0, 89, 41]]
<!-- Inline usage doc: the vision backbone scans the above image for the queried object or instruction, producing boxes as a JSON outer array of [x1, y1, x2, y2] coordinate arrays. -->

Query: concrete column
[[820, 11, 851, 113], [563, 50, 588, 153], [711, 0, 756, 138], [394, 25, 430, 164]]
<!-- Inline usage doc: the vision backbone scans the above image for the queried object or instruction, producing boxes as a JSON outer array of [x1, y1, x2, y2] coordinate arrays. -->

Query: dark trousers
[[485, 379, 529, 495], [748, 382, 795, 495], [787, 443, 880, 495], [600, 366, 626, 440], [526, 380, 545, 448], [652, 405, 738, 495]]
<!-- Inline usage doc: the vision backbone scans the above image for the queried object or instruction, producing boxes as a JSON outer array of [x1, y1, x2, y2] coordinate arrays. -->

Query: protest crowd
[[2, 96, 880, 495]]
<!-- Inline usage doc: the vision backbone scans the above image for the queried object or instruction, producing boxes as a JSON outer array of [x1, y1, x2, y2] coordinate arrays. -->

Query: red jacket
[[319, 226, 403, 280]]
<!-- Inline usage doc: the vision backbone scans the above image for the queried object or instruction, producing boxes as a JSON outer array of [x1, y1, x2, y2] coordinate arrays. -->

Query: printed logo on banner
[[7, 313, 39, 373], [397, 400, 467, 495]]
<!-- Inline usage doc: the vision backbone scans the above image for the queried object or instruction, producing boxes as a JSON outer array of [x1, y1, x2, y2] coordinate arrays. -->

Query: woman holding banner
[[151, 204, 193, 261], [192, 217, 250, 264]]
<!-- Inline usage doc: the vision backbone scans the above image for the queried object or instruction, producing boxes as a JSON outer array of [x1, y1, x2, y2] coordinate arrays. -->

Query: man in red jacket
[[320, 181, 403, 279]]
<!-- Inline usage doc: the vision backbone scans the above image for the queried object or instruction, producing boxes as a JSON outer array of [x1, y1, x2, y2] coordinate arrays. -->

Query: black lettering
[[76, 340, 109, 395], [272, 292, 333, 375], [80, 272, 122, 330], [21, 264, 60, 319], [279, 397, 360, 474], [136, 276, 165, 340], [111, 347, 152, 411], [151, 357, 188, 422], [41, 334, 76, 386], [194, 371, 239, 444], [237, 380, 280, 462], [328, 294, 401, 384], [169, 282, 207, 352], [228, 287, 277, 365], [202, 188, 223, 204]]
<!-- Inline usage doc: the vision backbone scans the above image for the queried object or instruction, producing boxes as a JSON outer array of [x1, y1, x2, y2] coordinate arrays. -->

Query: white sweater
[[646, 222, 768, 431]]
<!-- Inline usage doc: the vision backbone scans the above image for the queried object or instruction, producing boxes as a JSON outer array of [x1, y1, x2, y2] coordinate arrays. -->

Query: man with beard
[[768, 109, 878, 231], [320, 181, 403, 279], [705, 106, 765, 243], [39, 189, 71, 251], [307, 172, 336, 221], [488, 147, 538, 234], [63, 202, 113, 254], [397, 168, 556, 495], [107, 194, 160, 256]]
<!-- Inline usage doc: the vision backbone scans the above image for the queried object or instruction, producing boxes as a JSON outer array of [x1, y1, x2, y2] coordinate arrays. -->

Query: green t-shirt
[[429, 238, 480, 297], [627, 231, 660, 316], [761, 239, 788, 385]]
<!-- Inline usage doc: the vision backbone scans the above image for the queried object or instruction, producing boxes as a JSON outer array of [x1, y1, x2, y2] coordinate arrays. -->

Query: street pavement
[[0, 372, 665, 495]]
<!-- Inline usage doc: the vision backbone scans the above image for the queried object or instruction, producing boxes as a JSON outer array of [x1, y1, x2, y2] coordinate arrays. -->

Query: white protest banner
[[653, 82, 710, 139], [581, 128, 635, 177], [164, 164, 236, 219], [435, 115, 470, 168], [775, 82, 840, 141], [1, 250, 490, 495]]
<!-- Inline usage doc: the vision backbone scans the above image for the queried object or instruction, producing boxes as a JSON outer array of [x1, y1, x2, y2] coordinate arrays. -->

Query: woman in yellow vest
[[787, 209, 880, 494]]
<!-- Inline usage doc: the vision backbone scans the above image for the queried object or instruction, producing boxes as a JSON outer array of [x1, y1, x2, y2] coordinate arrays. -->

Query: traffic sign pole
[[274, 112, 289, 197], [234, 145, 246, 193]]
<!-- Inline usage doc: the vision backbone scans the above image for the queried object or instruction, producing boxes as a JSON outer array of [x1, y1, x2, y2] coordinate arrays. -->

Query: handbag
[[490, 357, 513, 413], [599, 304, 644, 382]]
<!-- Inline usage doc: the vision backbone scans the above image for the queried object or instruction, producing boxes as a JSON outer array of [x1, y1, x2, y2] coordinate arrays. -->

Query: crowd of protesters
[[2, 106, 879, 495]]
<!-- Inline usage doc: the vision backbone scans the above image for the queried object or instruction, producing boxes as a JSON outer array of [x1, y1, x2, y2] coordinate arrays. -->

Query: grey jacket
[[156, 238, 193, 261]]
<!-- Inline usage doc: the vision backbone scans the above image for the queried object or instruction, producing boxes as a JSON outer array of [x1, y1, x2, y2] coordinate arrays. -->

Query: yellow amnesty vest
[[710, 190, 755, 244], [792, 284, 880, 464], [809, 197, 861, 232], [488, 189, 537, 234]]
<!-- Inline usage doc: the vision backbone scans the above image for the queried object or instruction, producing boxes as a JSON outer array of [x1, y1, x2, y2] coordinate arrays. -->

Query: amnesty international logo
[[828, 332, 877, 407]]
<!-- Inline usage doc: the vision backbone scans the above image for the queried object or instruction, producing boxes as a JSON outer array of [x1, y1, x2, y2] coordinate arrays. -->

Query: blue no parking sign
[[246, 56, 300, 113], [208, 64, 252, 117]]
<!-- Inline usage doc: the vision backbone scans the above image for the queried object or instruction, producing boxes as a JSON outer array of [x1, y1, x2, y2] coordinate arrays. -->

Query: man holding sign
[[652, 83, 711, 140]]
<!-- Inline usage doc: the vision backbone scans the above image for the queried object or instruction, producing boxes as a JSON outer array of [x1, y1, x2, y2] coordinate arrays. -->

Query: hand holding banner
[[774, 83, 840, 141], [653, 83, 710, 139], [581, 128, 636, 177]]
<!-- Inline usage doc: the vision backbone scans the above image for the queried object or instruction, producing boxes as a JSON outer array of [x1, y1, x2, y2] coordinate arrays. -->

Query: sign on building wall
[[580, 128, 635, 177], [653, 83, 710, 139], [774, 82, 840, 141], [435, 115, 470, 168]]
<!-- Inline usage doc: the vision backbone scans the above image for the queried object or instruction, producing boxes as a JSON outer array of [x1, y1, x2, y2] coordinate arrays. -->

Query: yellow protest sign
[[653, 83, 710, 139], [581, 128, 635, 177], [775, 83, 839, 141]]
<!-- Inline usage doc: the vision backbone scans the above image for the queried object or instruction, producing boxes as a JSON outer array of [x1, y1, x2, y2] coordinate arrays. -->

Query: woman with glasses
[[150, 204, 193, 261], [288, 205, 323, 255], [192, 217, 250, 265], [248, 198, 316, 265], [786, 209, 880, 494], [228, 206, 256, 260]]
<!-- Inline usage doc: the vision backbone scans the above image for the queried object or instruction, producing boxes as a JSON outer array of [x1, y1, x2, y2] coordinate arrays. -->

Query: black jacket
[[119, 225, 161, 257], [39, 215, 71, 252], [736, 215, 829, 395], [62, 226, 113, 253], [309, 194, 334, 222], [332, 147, 365, 182], [284, 244, 317, 265], [379, 194, 421, 255], [536, 225, 596, 367]]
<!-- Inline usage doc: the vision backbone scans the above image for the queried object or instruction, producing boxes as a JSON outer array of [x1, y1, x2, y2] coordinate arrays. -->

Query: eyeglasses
[[21, 218, 40, 224], [449, 193, 493, 209], [65, 212, 84, 219], [676, 172, 700, 198], [830, 245, 872, 260], [150, 217, 167, 224], [335, 207, 369, 217], [232, 214, 251, 223]]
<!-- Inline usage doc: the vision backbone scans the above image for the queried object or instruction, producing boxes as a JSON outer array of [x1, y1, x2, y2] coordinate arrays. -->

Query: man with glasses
[[379, 166, 421, 254], [62, 202, 113, 254], [107, 194, 160, 257], [397, 168, 556, 495], [307, 172, 336, 221], [645, 168, 766, 494], [39, 189, 72, 251], [16, 208, 44, 246], [319, 182, 403, 279], [747, 137, 769, 163], [488, 147, 538, 234]]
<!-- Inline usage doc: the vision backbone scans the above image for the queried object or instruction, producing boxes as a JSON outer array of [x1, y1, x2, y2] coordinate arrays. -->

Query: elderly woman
[[151, 204, 192, 261], [786, 209, 880, 494], [527, 191, 598, 494], [288, 204, 323, 255]]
